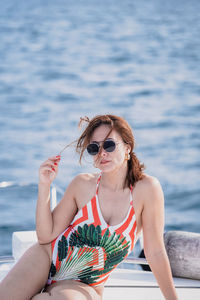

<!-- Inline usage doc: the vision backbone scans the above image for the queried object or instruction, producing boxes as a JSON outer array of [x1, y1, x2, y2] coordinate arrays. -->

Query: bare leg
[[31, 280, 102, 300], [0, 243, 51, 300]]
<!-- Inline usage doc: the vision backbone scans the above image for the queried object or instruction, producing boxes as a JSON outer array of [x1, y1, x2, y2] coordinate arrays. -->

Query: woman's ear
[[126, 144, 131, 153]]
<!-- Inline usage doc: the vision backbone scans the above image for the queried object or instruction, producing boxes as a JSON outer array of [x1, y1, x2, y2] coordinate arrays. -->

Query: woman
[[0, 114, 178, 300]]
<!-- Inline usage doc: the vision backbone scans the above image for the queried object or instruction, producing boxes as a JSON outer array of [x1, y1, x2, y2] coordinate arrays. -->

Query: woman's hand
[[39, 155, 61, 185]]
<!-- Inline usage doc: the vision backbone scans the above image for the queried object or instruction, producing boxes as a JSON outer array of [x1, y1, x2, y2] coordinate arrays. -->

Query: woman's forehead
[[90, 125, 121, 142]]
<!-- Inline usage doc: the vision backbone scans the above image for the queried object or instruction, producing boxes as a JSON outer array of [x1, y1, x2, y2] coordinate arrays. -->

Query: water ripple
[[0, 0, 200, 255]]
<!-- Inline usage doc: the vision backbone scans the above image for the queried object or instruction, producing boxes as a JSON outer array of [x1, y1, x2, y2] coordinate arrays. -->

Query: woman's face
[[89, 125, 130, 172]]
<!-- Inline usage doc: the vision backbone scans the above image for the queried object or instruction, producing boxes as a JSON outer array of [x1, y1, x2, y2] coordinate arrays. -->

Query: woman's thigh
[[33, 280, 102, 300], [0, 242, 52, 300]]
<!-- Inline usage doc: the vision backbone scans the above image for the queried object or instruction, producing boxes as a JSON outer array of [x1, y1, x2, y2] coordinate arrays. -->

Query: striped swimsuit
[[47, 173, 138, 287]]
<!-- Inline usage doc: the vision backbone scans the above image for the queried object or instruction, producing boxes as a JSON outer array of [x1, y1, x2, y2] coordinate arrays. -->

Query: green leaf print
[[96, 225, 101, 245], [100, 228, 109, 247], [69, 231, 78, 246], [58, 235, 68, 261], [51, 224, 130, 284], [49, 262, 57, 277], [81, 224, 88, 242]]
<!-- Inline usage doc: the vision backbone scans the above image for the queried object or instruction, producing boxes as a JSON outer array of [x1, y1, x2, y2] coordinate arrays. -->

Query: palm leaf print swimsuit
[[47, 173, 138, 287]]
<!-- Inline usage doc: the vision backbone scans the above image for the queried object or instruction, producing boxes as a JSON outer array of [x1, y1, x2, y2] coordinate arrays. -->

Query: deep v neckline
[[95, 173, 134, 228]]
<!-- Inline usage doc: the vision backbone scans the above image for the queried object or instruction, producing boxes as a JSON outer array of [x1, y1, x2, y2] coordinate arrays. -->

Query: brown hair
[[76, 114, 145, 188]]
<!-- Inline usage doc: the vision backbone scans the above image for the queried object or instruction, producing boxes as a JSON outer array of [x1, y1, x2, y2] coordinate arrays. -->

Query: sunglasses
[[87, 139, 119, 156]]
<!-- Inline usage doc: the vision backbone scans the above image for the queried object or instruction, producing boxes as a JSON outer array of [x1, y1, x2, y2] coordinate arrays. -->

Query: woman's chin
[[97, 160, 127, 173], [98, 163, 117, 173]]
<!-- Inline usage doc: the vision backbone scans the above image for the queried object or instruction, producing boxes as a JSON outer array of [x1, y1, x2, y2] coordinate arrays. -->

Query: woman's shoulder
[[72, 172, 99, 184], [70, 173, 99, 208], [134, 173, 163, 202], [136, 173, 161, 189], [69, 172, 100, 193]]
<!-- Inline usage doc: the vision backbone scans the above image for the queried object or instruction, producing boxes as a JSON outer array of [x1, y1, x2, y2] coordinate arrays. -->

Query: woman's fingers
[[40, 156, 61, 168], [48, 155, 61, 161], [38, 155, 61, 184], [40, 164, 58, 173], [39, 156, 61, 175], [43, 166, 54, 172], [40, 161, 59, 169]]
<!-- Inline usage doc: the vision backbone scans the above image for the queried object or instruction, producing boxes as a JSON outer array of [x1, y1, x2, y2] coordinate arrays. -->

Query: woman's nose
[[100, 148, 107, 157]]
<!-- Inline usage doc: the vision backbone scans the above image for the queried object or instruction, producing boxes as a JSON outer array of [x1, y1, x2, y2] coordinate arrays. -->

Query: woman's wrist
[[38, 181, 50, 189], [38, 182, 51, 201]]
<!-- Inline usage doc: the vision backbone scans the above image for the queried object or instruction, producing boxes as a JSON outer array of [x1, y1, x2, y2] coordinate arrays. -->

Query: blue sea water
[[0, 0, 200, 256]]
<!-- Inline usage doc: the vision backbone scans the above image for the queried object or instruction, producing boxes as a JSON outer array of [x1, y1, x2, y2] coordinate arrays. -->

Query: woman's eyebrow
[[91, 138, 113, 143], [91, 140, 102, 144]]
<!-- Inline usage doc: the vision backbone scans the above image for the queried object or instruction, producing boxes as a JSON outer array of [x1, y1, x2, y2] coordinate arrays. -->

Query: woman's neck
[[100, 163, 128, 191]]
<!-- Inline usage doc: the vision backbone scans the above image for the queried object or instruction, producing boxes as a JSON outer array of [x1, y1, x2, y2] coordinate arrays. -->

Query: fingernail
[[52, 167, 55, 171], [54, 162, 57, 165], [56, 155, 61, 158]]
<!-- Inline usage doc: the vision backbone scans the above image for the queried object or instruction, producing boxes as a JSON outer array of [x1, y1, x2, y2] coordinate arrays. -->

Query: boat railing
[[0, 256, 149, 265]]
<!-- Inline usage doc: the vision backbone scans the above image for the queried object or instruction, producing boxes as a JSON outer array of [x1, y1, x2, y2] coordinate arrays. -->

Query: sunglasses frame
[[87, 139, 120, 156]]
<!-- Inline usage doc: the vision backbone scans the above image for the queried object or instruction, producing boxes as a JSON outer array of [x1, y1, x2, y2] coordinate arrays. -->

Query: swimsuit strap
[[129, 184, 134, 205], [95, 173, 102, 195]]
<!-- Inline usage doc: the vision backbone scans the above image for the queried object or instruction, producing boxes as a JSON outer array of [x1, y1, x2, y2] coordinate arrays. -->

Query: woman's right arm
[[36, 155, 78, 244]]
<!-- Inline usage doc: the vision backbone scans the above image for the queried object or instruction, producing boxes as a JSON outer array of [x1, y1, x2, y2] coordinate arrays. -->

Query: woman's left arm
[[141, 176, 178, 300]]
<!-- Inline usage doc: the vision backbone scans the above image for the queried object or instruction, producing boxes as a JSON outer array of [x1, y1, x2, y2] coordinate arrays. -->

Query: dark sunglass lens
[[87, 143, 99, 155], [103, 140, 116, 152]]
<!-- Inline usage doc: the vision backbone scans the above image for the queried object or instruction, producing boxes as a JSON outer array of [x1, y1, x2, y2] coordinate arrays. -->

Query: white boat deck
[[104, 268, 200, 299]]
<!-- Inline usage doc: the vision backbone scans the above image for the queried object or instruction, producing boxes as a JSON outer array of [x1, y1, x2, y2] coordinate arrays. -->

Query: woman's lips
[[100, 160, 110, 164]]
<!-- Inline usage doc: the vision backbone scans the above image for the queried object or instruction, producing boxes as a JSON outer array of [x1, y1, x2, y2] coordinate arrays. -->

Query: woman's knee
[[51, 288, 100, 300], [52, 291, 86, 300]]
